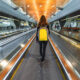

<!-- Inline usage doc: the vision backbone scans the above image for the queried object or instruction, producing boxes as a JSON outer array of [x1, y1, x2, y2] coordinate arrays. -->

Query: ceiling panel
[[13, 0, 69, 22], [49, 0, 80, 22]]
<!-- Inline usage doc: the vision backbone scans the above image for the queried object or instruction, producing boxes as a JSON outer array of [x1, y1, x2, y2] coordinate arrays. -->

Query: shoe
[[41, 58, 44, 62]]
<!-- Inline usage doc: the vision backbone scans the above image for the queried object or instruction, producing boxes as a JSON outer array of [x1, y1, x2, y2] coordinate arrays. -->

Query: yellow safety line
[[56, 59, 66, 80], [10, 38, 34, 80], [49, 42, 66, 80], [10, 58, 24, 80]]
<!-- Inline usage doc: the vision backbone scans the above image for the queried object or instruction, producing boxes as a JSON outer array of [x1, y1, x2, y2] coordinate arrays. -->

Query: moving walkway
[[10, 40, 65, 80], [0, 32, 80, 80]]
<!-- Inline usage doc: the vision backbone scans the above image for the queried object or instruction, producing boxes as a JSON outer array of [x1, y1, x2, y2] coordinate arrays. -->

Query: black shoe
[[41, 58, 44, 62]]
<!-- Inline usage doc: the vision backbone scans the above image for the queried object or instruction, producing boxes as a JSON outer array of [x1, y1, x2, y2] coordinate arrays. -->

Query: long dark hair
[[38, 15, 48, 27]]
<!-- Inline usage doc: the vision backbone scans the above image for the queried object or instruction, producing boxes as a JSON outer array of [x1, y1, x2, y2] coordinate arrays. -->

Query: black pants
[[39, 41, 48, 60]]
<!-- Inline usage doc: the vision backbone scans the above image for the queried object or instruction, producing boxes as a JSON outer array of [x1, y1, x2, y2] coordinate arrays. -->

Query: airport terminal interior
[[0, 0, 80, 80]]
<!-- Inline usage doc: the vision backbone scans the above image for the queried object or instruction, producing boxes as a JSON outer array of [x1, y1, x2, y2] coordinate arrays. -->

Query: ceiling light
[[40, 5, 42, 8], [44, 0, 50, 16], [52, 5, 55, 8], [27, 5, 30, 8], [33, 0, 39, 21], [44, 12, 47, 13]]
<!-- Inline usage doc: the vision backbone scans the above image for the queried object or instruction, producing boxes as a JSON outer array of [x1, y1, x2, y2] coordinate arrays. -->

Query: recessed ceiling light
[[44, 12, 47, 13], [52, 5, 55, 7], [27, 5, 30, 8], [40, 5, 42, 8]]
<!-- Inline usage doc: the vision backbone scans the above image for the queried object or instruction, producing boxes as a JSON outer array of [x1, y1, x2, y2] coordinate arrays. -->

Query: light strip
[[0, 16, 19, 21], [61, 15, 80, 21], [33, 0, 39, 21], [44, 0, 50, 17]]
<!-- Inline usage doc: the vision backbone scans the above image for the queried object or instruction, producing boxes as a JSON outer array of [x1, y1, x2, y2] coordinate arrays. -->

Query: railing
[[0, 29, 36, 61]]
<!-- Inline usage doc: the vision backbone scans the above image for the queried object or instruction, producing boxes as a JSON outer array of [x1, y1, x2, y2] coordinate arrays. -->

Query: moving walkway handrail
[[49, 36, 79, 80], [0, 29, 36, 46], [0, 33, 36, 80], [0, 29, 36, 63]]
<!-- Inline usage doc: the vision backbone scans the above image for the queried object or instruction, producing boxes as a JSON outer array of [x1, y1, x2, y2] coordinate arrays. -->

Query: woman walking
[[36, 15, 50, 62]]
